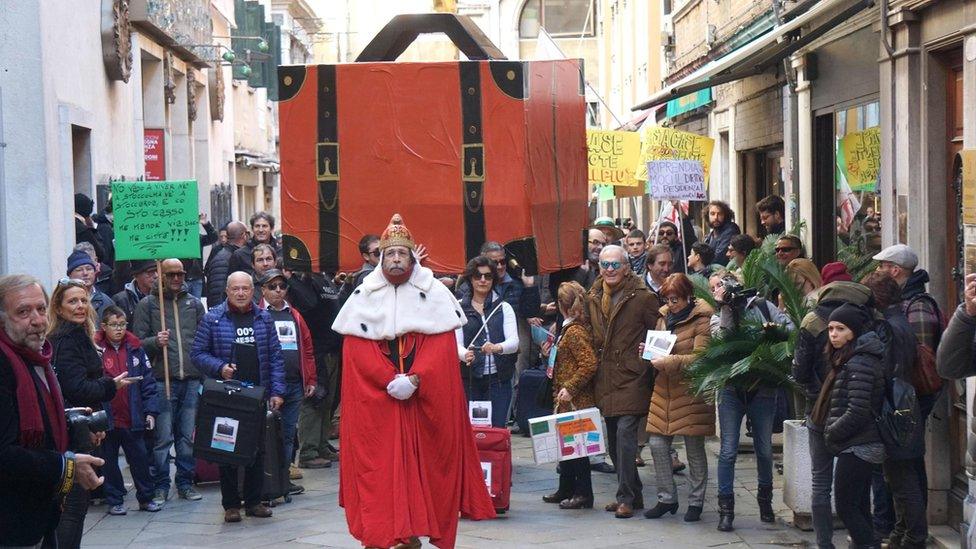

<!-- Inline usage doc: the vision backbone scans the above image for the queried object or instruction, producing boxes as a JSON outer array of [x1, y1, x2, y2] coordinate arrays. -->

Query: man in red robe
[[332, 214, 496, 549]]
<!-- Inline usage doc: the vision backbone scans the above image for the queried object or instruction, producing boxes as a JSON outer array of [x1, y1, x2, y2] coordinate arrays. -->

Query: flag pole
[[155, 260, 171, 399]]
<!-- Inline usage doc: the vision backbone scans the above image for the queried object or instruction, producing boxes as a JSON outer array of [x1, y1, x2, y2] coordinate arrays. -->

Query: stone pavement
[[82, 435, 951, 548]]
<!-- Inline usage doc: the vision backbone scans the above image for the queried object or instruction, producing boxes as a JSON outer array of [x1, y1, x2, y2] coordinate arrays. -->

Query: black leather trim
[[317, 64, 339, 272], [488, 61, 526, 100], [459, 62, 485, 261], [277, 65, 307, 102]]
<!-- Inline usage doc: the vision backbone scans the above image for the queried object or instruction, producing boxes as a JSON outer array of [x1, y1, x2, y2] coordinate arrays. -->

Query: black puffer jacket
[[793, 281, 874, 428], [824, 331, 885, 456], [50, 323, 116, 409], [204, 243, 238, 306]]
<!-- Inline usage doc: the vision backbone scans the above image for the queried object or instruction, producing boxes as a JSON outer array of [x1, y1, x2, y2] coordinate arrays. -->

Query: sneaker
[[152, 489, 168, 506], [139, 501, 162, 512], [178, 487, 203, 501], [108, 504, 127, 516], [287, 482, 305, 496], [289, 465, 303, 480]]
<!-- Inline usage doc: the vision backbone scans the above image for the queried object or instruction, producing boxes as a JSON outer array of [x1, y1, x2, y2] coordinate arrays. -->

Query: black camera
[[65, 407, 110, 452], [721, 278, 756, 306]]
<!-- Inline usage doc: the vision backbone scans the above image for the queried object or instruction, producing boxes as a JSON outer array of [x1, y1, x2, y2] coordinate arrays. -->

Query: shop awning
[[632, 0, 875, 111]]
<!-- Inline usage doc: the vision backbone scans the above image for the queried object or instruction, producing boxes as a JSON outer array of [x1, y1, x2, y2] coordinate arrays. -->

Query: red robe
[[339, 331, 496, 548]]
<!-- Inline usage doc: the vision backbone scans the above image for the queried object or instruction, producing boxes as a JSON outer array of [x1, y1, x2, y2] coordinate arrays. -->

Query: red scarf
[[0, 329, 68, 452]]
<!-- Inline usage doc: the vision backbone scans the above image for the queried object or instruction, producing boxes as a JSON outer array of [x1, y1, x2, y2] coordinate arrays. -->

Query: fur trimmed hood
[[332, 263, 465, 340]]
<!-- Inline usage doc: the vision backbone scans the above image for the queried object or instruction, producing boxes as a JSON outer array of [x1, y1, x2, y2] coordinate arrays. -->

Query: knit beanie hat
[[828, 303, 872, 337], [74, 193, 94, 217], [66, 249, 96, 275], [820, 262, 852, 284]]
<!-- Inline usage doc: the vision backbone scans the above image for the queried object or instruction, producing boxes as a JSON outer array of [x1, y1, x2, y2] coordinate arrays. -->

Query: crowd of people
[[0, 190, 959, 549]]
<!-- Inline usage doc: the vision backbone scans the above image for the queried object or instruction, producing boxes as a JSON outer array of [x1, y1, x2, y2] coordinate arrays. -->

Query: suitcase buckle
[[462, 144, 484, 182]]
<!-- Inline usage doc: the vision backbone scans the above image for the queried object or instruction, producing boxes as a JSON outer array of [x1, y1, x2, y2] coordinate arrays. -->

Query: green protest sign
[[112, 180, 201, 260]]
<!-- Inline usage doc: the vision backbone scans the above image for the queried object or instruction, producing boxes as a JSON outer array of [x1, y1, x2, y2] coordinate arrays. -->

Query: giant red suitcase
[[472, 425, 512, 513], [277, 13, 588, 275]]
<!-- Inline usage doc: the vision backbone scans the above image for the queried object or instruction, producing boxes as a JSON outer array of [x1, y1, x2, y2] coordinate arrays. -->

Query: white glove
[[145, 415, 155, 430], [386, 374, 418, 400]]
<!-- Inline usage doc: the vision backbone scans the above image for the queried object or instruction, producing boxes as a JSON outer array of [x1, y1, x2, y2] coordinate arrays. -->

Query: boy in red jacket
[[96, 305, 161, 515]]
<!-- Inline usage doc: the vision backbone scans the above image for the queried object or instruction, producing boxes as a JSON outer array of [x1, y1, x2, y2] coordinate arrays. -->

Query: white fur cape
[[331, 264, 466, 340]]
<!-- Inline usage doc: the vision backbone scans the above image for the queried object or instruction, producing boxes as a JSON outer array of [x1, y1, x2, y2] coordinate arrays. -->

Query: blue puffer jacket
[[191, 302, 285, 398]]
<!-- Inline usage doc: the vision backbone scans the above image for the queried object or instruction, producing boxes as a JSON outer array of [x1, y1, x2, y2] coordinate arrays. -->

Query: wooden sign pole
[[156, 260, 171, 399]]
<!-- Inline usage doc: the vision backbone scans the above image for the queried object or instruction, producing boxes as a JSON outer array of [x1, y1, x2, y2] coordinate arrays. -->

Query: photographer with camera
[[48, 278, 136, 547], [0, 275, 106, 547], [708, 273, 793, 532]]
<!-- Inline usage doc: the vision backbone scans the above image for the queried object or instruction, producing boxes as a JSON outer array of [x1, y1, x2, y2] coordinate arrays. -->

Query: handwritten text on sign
[[647, 160, 707, 201], [586, 130, 640, 187], [838, 126, 880, 191], [112, 180, 200, 260], [636, 126, 714, 182]]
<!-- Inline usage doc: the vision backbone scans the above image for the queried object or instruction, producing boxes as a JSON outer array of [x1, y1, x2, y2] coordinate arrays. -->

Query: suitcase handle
[[355, 14, 507, 62]]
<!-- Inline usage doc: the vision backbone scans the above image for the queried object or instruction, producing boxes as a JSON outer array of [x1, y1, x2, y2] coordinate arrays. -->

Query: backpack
[[873, 319, 920, 451], [905, 294, 945, 396]]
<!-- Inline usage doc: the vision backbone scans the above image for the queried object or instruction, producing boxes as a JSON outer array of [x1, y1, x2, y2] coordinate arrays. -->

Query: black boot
[[717, 494, 735, 532], [757, 484, 775, 523]]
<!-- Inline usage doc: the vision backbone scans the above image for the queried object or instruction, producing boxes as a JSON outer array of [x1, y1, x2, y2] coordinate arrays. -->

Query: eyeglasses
[[104, 322, 127, 330], [658, 230, 676, 237], [587, 240, 606, 246], [266, 282, 288, 291], [599, 260, 622, 270], [664, 297, 683, 305], [774, 247, 797, 254], [472, 272, 493, 281], [164, 271, 187, 278], [367, 250, 381, 258], [57, 277, 87, 289]]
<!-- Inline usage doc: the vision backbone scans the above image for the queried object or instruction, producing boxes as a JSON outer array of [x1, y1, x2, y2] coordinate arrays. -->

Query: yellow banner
[[587, 130, 641, 187], [839, 126, 880, 191], [635, 126, 714, 182]]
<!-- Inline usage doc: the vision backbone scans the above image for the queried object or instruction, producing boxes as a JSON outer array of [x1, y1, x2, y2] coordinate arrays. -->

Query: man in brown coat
[[587, 245, 661, 519]]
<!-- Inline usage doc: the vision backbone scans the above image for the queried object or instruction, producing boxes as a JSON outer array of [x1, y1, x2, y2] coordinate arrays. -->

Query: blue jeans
[[464, 375, 513, 429], [186, 278, 204, 298], [104, 427, 155, 505], [281, 381, 304, 462], [152, 378, 200, 493], [717, 386, 776, 496]]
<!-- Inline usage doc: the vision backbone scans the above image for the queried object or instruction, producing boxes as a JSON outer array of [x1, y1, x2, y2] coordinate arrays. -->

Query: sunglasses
[[492, 259, 506, 266], [658, 230, 676, 237], [599, 260, 622, 270], [774, 247, 797, 254], [164, 271, 186, 278], [57, 277, 87, 289], [266, 282, 288, 291], [472, 272, 493, 281], [103, 322, 128, 330], [368, 250, 381, 258]]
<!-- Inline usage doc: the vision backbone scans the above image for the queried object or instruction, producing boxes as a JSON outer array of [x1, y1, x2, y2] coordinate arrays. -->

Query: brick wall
[[734, 85, 783, 151]]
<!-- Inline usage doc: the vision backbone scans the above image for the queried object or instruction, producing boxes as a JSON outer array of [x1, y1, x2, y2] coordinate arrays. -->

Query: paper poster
[[469, 401, 492, 426], [635, 126, 714, 182], [587, 130, 641, 187], [274, 320, 298, 351], [646, 160, 707, 201], [838, 126, 880, 191], [529, 408, 606, 464], [112, 180, 201, 260], [596, 184, 615, 201], [642, 330, 677, 361], [211, 417, 239, 452]]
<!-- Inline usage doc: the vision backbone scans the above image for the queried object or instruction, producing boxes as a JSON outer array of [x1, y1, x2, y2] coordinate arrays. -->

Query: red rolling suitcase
[[472, 426, 512, 513]]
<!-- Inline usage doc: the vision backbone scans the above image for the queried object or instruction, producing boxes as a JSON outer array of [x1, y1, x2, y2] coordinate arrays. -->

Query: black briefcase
[[193, 378, 266, 467]]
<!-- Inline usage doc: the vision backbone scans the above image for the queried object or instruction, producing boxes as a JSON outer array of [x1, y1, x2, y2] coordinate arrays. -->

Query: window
[[518, 0, 596, 39], [834, 102, 881, 260]]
